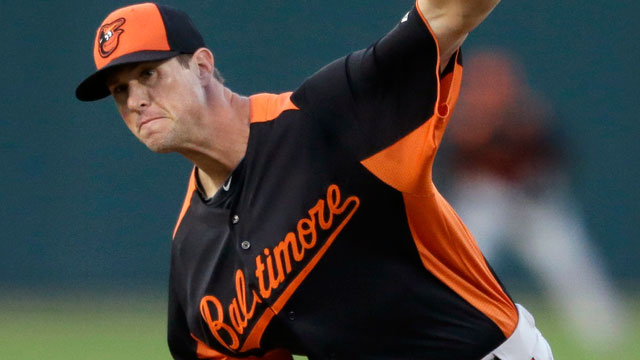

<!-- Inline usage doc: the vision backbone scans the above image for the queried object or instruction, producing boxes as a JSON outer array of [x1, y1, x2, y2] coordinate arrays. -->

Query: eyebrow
[[105, 64, 137, 88], [105, 59, 168, 88]]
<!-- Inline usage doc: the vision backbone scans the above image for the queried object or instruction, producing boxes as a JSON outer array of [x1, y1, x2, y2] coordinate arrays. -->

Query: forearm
[[417, 0, 501, 68]]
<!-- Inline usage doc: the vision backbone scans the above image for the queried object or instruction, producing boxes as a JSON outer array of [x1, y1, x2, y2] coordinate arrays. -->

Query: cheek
[[168, 85, 203, 117]]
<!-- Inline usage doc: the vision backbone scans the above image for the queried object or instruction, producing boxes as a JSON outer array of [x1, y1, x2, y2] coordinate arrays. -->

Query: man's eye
[[112, 84, 127, 95], [140, 69, 155, 78]]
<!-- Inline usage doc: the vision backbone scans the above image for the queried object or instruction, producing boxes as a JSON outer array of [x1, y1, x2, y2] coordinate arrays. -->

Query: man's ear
[[192, 48, 215, 83]]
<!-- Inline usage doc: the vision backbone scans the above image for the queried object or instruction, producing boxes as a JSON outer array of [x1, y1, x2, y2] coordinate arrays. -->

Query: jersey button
[[287, 310, 295, 320], [232, 215, 240, 224], [241, 241, 251, 250]]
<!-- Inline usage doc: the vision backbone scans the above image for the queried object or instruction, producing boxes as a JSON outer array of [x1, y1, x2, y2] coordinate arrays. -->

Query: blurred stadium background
[[1, 0, 637, 358]]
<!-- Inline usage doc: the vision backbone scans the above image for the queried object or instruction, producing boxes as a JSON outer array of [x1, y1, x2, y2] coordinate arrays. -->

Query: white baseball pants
[[481, 304, 554, 360]]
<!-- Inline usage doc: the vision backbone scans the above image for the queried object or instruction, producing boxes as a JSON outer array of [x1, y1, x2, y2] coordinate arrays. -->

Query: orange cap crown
[[93, 3, 170, 70], [76, 3, 205, 101]]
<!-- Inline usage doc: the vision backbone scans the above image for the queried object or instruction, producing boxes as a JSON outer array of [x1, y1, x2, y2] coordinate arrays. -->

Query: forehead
[[104, 58, 175, 87]]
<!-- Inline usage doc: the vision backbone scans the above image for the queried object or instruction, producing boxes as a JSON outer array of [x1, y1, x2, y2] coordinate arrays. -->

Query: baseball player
[[75, 1, 554, 359]]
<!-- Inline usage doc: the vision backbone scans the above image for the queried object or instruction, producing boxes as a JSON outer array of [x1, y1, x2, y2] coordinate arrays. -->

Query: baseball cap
[[75, 3, 205, 101]]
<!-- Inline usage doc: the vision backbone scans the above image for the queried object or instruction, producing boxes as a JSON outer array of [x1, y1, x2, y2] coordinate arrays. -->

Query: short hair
[[176, 54, 225, 84]]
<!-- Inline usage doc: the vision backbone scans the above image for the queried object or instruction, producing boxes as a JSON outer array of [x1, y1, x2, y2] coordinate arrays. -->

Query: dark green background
[[1, 0, 637, 292]]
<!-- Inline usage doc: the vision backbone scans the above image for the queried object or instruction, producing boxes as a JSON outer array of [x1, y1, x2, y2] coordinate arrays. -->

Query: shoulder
[[249, 92, 300, 124]]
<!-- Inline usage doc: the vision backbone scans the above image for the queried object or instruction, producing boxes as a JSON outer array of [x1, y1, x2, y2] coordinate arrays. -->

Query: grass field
[[0, 292, 637, 359]]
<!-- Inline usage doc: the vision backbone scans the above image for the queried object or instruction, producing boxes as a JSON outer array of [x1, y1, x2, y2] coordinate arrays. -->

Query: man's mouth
[[138, 116, 164, 130]]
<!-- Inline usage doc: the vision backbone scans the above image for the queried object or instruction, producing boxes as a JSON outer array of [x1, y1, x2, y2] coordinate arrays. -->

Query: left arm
[[417, 0, 501, 70]]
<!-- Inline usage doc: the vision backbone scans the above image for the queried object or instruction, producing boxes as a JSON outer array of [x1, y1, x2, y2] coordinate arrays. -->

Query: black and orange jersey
[[168, 6, 517, 360]]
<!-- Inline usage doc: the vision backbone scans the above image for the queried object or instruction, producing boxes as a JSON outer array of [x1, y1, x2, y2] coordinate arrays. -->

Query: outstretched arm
[[417, 0, 500, 69]]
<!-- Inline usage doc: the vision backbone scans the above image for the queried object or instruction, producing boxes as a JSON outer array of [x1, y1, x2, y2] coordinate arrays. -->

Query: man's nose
[[127, 82, 150, 111]]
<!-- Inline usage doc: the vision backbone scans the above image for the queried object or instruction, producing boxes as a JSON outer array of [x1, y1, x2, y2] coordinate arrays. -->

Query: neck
[[184, 89, 251, 198]]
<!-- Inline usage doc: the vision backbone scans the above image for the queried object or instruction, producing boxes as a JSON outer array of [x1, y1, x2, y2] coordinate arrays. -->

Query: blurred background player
[[440, 48, 626, 348]]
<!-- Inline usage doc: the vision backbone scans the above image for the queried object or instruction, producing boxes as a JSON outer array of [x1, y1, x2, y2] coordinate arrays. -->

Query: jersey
[[168, 6, 518, 360]]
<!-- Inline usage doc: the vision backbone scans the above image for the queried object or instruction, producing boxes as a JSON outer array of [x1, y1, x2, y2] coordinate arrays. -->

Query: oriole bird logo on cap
[[98, 18, 125, 58]]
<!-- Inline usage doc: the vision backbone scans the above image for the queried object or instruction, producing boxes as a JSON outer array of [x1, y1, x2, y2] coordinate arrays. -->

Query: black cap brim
[[75, 50, 182, 102]]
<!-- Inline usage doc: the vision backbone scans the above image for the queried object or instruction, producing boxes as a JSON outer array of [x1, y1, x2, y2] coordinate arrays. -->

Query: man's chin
[[147, 144, 174, 154], [140, 129, 182, 154], [151, 147, 173, 154], [144, 139, 174, 154]]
